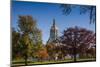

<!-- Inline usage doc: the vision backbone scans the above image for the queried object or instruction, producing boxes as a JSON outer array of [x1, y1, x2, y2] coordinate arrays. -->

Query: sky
[[11, 1, 96, 44]]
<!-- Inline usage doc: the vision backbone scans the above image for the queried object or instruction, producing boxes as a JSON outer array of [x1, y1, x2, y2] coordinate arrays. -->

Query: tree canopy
[[60, 4, 96, 24], [60, 26, 96, 61], [12, 15, 44, 65]]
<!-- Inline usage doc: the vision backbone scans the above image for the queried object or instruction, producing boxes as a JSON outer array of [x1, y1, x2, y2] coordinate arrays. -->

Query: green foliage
[[12, 15, 43, 65], [18, 16, 36, 33], [12, 28, 21, 59]]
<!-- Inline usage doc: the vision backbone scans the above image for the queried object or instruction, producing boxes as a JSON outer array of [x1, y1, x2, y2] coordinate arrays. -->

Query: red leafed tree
[[61, 26, 96, 62], [37, 47, 49, 61]]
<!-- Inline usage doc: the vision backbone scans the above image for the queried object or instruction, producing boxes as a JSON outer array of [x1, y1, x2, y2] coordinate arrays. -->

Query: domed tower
[[47, 19, 58, 43]]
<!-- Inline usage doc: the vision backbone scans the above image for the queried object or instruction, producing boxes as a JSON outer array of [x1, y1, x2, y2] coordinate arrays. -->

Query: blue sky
[[11, 1, 96, 44]]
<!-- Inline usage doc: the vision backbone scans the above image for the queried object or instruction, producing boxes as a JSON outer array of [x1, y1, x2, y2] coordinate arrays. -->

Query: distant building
[[46, 19, 71, 60], [47, 19, 59, 44]]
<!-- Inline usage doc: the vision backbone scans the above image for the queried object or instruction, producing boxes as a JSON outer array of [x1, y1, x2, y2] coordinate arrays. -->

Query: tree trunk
[[25, 44, 28, 66], [25, 55, 28, 66], [73, 47, 76, 62], [73, 29, 77, 62]]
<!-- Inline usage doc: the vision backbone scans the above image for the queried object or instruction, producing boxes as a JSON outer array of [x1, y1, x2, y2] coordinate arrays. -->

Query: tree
[[18, 16, 36, 34], [60, 4, 96, 24], [36, 46, 49, 61], [46, 41, 66, 61], [86, 46, 96, 58], [17, 15, 41, 65], [31, 28, 42, 47], [12, 28, 21, 59], [12, 15, 44, 65], [61, 26, 96, 62], [46, 43, 56, 60]]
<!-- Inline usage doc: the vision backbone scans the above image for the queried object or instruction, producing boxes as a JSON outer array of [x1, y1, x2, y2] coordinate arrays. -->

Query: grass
[[12, 58, 96, 66], [77, 58, 96, 61]]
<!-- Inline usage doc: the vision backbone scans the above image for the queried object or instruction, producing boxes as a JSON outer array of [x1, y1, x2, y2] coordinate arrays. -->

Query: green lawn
[[12, 58, 96, 66]]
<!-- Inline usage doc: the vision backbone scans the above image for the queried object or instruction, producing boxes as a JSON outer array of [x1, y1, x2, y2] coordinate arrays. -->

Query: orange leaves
[[37, 47, 49, 60]]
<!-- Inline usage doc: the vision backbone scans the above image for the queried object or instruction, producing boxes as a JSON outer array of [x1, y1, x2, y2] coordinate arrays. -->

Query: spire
[[47, 19, 58, 44], [51, 18, 58, 30], [53, 19, 55, 26]]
